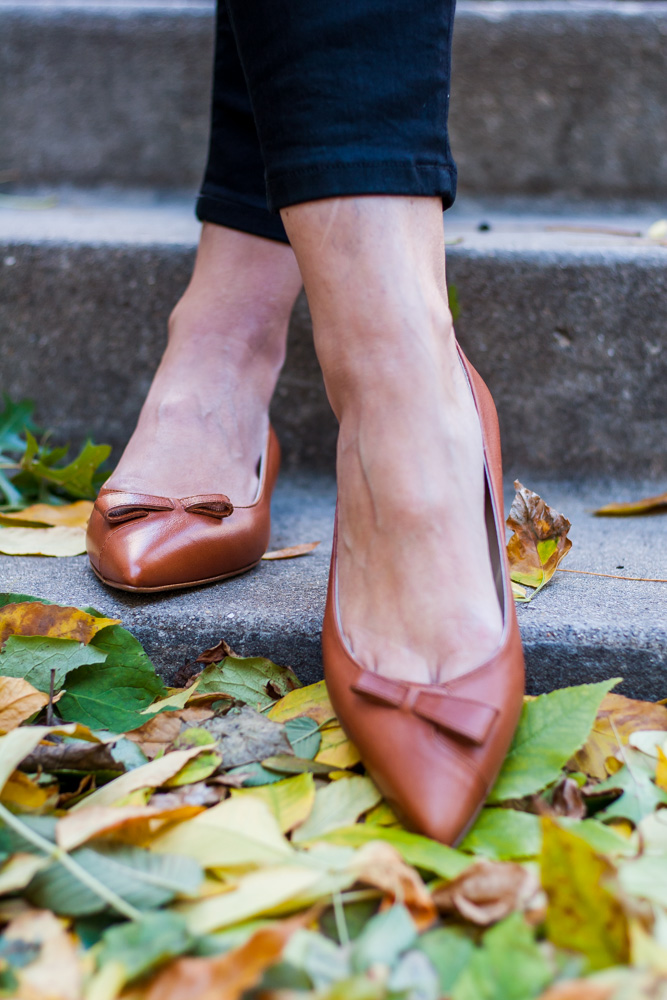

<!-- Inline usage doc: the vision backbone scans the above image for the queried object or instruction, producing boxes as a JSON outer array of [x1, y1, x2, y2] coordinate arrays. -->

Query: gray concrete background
[[1, 473, 665, 699], [1, 3, 667, 198]]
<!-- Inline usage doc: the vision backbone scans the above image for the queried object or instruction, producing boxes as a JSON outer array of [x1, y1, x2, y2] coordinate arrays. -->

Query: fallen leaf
[[648, 219, 667, 241], [541, 817, 629, 971], [350, 840, 437, 930], [0, 677, 50, 732], [570, 692, 667, 781], [320, 824, 471, 880], [489, 679, 619, 802], [267, 681, 361, 768], [432, 859, 539, 925], [629, 730, 667, 758], [550, 777, 586, 818], [56, 802, 204, 851], [125, 707, 213, 758], [0, 525, 87, 557], [70, 746, 209, 811], [0, 501, 93, 529], [1, 770, 55, 811], [232, 772, 316, 833], [292, 776, 382, 843], [0, 634, 108, 692], [450, 912, 552, 1000], [461, 808, 542, 861], [0, 724, 80, 793], [506, 482, 572, 595], [195, 656, 301, 711], [196, 638, 239, 664], [0, 602, 119, 646], [593, 749, 667, 824], [594, 490, 667, 516], [57, 659, 167, 733], [3, 908, 82, 1000], [144, 913, 307, 1000], [657, 747, 667, 791], [0, 854, 50, 894], [536, 982, 613, 1000], [262, 541, 321, 560]]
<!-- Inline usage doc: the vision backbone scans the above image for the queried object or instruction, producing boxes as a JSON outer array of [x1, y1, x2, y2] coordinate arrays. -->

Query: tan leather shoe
[[86, 425, 280, 593], [322, 347, 525, 845]]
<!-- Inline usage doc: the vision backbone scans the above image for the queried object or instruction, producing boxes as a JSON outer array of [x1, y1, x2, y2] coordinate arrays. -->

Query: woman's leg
[[105, 223, 302, 505], [281, 195, 503, 684]]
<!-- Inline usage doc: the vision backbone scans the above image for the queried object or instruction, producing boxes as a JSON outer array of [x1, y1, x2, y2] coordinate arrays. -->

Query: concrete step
[[1, 472, 665, 699], [1, 2, 667, 198], [1, 192, 666, 476]]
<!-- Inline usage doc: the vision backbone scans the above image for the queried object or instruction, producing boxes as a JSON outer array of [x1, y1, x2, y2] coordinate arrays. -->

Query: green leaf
[[26, 843, 203, 915], [388, 950, 440, 1000], [416, 927, 476, 995], [283, 929, 349, 988], [89, 625, 163, 682], [560, 818, 637, 858], [461, 808, 541, 861], [350, 905, 416, 974], [197, 656, 301, 710], [489, 679, 620, 803], [594, 749, 667, 824], [285, 716, 321, 760], [451, 914, 552, 1000], [95, 911, 193, 983], [57, 662, 166, 733], [0, 635, 107, 692], [292, 776, 381, 843], [226, 761, 287, 787], [317, 825, 471, 880], [20, 432, 111, 501], [0, 593, 48, 608]]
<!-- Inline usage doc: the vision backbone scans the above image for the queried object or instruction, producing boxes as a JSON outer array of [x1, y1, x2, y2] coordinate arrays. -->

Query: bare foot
[[281, 196, 503, 684], [105, 224, 302, 505]]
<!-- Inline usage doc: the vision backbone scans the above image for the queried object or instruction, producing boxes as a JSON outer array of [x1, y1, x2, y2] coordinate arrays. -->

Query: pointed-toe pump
[[322, 347, 525, 846], [86, 425, 280, 593]]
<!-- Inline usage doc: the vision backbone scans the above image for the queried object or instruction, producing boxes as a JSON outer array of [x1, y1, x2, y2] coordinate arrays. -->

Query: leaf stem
[[0, 801, 141, 921], [332, 892, 350, 947]]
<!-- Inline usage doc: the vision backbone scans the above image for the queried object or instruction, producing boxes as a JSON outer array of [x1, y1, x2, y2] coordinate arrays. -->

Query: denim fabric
[[196, 0, 457, 244]]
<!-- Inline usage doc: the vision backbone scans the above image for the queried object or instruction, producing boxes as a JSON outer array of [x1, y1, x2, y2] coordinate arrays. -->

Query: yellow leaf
[[56, 802, 205, 851], [350, 840, 437, 930], [647, 219, 667, 241], [1, 770, 54, 810], [0, 724, 79, 793], [3, 908, 83, 1000], [571, 693, 667, 781], [541, 817, 629, 971], [365, 801, 401, 827], [629, 919, 667, 974], [262, 541, 320, 560], [141, 679, 201, 714], [0, 602, 119, 646], [506, 482, 572, 592], [0, 677, 49, 732], [150, 796, 293, 870], [231, 773, 315, 833], [0, 853, 49, 894], [656, 747, 667, 793], [0, 526, 87, 557], [267, 681, 361, 768], [292, 775, 381, 843], [69, 746, 208, 811], [175, 865, 329, 935], [0, 501, 93, 529]]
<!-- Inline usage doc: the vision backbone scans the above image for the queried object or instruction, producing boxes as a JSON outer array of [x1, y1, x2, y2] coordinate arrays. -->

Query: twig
[[0, 801, 141, 921], [556, 568, 667, 583], [46, 669, 55, 727]]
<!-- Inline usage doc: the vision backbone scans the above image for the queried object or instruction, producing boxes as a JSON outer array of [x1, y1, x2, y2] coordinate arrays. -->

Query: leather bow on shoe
[[96, 491, 234, 525], [351, 669, 498, 746]]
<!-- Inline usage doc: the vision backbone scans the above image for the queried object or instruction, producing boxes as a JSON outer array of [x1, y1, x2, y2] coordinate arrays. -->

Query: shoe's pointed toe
[[322, 346, 525, 846], [86, 427, 280, 593]]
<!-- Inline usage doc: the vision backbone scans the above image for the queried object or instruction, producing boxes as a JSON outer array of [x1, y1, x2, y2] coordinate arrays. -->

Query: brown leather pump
[[86, 426, 280, 593], [322, 347, 525, 846]]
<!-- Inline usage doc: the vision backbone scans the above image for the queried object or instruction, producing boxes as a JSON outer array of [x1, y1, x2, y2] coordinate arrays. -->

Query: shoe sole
[[89, 558, 262, 594]]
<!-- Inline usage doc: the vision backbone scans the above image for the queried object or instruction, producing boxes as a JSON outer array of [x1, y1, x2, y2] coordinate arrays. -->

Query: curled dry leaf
[[196, 638, 239, 664], [262, 541, 321, 561], [506, 482, 572, 597], [0, 501, 93, 529], [0, 602, 119, 646], [0, 676, 50, 732], [144, 911, 309, 1000], [126, 707, 214, 759], [351, 840, 437, 930], [431, 859, 540, 926], [549, 777, 587, 819], [570, 693, 667, 781], [594, 490, 667, 517]]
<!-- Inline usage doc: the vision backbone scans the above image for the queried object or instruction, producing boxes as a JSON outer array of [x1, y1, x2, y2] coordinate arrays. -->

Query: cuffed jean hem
[[196, 191, 290, 244], [266, 159, 458, 214]]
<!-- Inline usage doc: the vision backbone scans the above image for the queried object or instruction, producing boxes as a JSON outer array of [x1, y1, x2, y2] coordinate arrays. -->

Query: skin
[[108, 195, 502, 684]]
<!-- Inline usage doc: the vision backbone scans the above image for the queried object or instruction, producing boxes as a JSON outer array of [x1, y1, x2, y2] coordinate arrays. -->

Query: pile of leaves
[[1, 598, 667, 998]]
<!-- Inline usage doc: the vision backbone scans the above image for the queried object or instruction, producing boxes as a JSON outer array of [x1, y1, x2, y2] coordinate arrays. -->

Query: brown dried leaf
[[144, 914, 307, 1000], [570, 693, 667, 781], [0, 677, 50, 732], [262, 541, 320, 561], [0, 602, 119, 647], [431, 859, 540, 926], [56, 802, 205, 851], [549, 777, 587, 819], [126, 707, 214, 758], [506, 482, 572, 594], [595, 491, 667, 516], [351, 841, 437, 930], [196, 639, 239, 664]]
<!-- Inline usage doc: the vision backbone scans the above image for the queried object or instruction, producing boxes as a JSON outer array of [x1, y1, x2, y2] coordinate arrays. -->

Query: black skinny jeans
[[196, 0, 458, 244]]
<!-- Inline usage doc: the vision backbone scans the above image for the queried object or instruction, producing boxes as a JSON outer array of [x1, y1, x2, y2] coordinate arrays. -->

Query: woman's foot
[[105, 224, 302, 505], [281, 196, 503, 685]]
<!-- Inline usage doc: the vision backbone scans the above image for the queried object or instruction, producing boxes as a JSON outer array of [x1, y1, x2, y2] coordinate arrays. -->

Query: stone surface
[[1, 2, 667, 198], [1, 195, 665, 475], [0, 473, 665, 698]]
